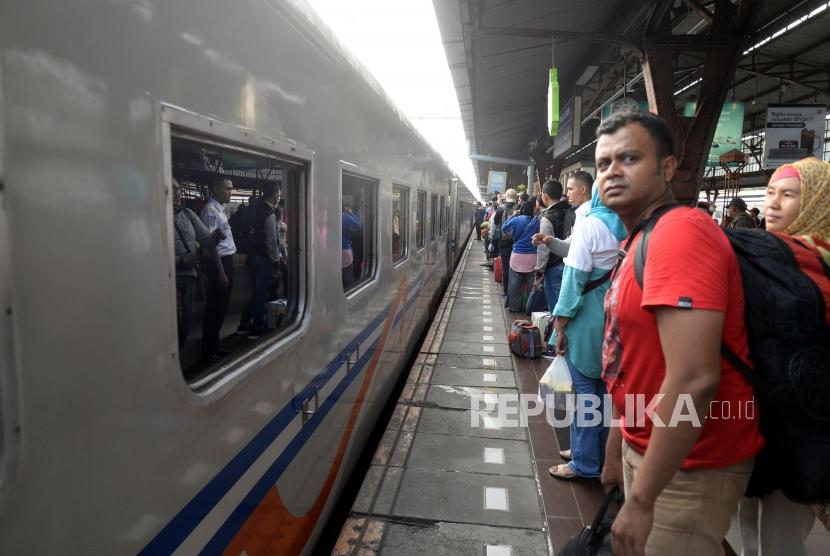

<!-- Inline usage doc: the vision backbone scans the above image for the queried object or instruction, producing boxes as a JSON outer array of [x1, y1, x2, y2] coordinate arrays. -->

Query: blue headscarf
[[585, 181, 627, 241]]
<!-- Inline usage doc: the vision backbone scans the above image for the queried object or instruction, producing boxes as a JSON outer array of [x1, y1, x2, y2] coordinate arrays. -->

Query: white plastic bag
[[538, 355, 573, 416]]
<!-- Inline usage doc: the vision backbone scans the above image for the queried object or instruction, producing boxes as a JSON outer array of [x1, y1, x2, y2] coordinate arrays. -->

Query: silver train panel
[[0, 0, 475, 553]]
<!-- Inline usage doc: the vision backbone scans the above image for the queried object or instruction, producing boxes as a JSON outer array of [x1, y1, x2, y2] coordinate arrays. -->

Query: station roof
[[434, 0, 830, 186]]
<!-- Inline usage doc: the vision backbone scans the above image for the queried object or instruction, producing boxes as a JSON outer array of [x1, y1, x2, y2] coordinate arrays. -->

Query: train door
[[448, 178, 458, 268]]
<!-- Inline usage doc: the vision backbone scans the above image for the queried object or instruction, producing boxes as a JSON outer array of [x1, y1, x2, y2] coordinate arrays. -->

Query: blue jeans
[[240, 254, 275, 331], [566, 353, 608, 477], [543, 262, 564, 312]]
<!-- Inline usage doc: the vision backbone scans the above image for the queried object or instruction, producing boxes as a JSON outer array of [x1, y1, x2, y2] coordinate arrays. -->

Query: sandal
[[559, 449, 572, 461], [548, 463, 597, 482]]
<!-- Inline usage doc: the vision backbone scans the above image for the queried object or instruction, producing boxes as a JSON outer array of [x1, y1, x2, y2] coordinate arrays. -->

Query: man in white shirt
[[200, 178, 236, 363], [567, 171, 593, 221]]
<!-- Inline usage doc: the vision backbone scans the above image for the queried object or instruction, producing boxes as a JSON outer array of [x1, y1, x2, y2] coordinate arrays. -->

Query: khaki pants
[[623, 441, 753, 556], [738, 490, 815, 556]]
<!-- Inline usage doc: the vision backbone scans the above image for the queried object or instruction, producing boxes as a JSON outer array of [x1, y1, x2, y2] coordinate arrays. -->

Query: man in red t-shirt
[[596, 111, 763, 556]]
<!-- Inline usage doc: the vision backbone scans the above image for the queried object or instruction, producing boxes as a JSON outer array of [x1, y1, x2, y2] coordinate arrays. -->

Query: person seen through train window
[[502, 197, 540, 312], [199, 177, 236, 363], [597, 110, 762, 556], [342, 199, 362, 289], [237, 182, 280, 340], [737, 157, 830, 556], [171, 178, 221, 349]]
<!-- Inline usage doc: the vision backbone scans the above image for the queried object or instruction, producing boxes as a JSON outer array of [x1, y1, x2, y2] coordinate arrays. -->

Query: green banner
[[548, 68, 559, 136], [683, 101, 745, 166]]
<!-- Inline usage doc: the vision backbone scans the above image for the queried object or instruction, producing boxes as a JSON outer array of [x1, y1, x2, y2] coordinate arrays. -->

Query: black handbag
[[558, 487, 623, 556]]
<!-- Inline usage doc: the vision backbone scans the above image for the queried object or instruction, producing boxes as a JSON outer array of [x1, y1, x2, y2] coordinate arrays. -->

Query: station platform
[[332, 240, 606, 556], [332, 239, 830, 556]]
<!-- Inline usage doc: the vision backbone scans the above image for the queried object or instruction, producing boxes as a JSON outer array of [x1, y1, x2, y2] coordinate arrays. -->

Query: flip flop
[[559, 449, 572, 461], [548, 463, 597, 482]]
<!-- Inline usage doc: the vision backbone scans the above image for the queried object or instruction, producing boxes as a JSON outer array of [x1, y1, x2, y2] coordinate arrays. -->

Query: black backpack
[[229, 203, 257, 254], [632, 206, 830, 503], [543, 203, 576, 270]]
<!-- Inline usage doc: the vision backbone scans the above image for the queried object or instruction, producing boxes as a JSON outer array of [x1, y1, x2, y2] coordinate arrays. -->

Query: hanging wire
[[551, 37, 555, 66]]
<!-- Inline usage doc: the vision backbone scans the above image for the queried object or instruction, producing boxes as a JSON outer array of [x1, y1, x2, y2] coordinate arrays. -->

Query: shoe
[[559, 449, 572, 461], [542, 354, 556, 361], [236, 325, 251, 335], [248, 328, 265, 340], [549, 463, 596, 481]]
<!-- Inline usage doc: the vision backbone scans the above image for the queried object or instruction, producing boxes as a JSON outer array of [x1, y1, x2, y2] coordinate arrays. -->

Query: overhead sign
[[553, 97, 582, 159], [601, 98, 649, 120], [548, 68, 559, 136], [487, 171, 507, 194], [684, 101, 745, 167], [764, 104, 827, 168]]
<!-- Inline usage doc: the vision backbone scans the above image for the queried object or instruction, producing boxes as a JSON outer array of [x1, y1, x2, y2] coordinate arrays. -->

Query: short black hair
[[210, 177, 231, 191], [596, 110, 674, 159], [520, 192, 529, 202], [521, 197, 536, 217], [491, 195, 498, 202], [542, 179, 563, 200], [569, 171, 593, 190], [262, 182, 278, 197]]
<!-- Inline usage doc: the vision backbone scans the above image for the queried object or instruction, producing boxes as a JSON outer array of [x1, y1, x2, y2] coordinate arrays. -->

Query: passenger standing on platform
[[727, 196, 756, 228], [531, 171, 593, 261], [748, 207, 763, 228], [495, 189, 518, 300], [237, 182, 280, 339], [171, 179, 221, 349], [474, 202, 485, 240], [547, 181, 625, 481], [534, 179, 575, 312], [502, 198, 540, 312], [738, 157, 830, 556], [199, 177, 236, 363], [597, 110, 762, 556]]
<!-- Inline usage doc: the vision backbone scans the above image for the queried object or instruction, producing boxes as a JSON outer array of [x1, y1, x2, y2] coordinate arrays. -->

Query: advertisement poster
[[684, 101, 745, 167], [764, 104, 827, 168], [487, 171, 507, 194]]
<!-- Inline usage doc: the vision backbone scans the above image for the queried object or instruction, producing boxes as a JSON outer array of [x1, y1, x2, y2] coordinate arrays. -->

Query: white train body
[[0, 1, 474, 553]]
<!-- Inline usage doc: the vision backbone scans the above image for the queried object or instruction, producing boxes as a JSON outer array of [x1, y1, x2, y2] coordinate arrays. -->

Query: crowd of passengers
[[172, 177, 288, 370], [473, 110, 830, 556]]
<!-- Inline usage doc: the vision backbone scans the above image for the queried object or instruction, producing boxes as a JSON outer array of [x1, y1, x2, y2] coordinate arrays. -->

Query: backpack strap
[[583, 269, 613, 294], [632, 204, 681, 289]]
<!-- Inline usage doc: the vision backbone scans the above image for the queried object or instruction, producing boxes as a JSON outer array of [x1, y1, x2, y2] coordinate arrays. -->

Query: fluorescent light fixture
[[743, 2, 829, 55], [674, 78, 702, 96]]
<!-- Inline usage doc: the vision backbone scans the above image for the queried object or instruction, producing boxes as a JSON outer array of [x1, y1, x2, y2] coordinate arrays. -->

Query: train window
[[440, 196, 448, 235], [430, 194, 438, 242], [392, 186, 409, 263], [342, 172, 378, 292], [169, 134, 304, 383], [416, 191, 426, 249]]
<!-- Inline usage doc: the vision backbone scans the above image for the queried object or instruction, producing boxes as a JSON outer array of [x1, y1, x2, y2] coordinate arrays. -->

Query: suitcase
[[494, 256, 503, 283]]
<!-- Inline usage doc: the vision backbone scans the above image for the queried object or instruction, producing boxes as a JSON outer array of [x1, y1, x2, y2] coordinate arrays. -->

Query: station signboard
[[600, 98, 649, 120], [683, 101, 745, 167], [552, 96, 582, 159], [764, 104, 827, 168], [487, 171, 507, 194]]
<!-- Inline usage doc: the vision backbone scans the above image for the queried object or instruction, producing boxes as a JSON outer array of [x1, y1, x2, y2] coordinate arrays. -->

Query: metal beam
[[476, 26, 642, 57], [684, 0, 715, 21]]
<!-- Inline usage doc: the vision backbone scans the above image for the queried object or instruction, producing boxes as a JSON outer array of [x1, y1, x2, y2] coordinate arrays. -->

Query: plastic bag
[[538, 355, 573, 416]]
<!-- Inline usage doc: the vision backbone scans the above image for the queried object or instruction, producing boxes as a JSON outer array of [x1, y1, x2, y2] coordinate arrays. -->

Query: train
[[0, 0, 476, 553]]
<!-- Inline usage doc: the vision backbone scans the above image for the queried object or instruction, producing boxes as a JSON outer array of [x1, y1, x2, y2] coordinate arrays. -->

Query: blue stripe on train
[[201, 337, 380, 554], [140, 278, 423, 555]]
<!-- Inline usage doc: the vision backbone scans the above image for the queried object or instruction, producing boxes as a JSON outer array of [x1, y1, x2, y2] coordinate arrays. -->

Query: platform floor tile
[[431, 367, 516, 388], [416, 407, 527, 441], [392, 468, 544, 529], [378, 521, 548, 556], [406, 432, 534, 477]]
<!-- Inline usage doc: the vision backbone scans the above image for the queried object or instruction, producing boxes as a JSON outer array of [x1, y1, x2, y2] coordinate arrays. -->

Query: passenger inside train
[[169, 136, 300, 381]]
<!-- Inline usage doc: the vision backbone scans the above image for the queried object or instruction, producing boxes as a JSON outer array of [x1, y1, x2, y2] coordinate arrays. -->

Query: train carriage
[[0, 0, 475, 553]]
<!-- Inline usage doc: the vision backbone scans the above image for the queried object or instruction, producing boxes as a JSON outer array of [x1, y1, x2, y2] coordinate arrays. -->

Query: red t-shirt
[[602, 208, 763, 469]]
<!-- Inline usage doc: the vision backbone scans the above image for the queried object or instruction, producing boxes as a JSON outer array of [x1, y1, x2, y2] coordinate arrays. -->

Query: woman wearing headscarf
[[502, 197, 541, 312], [547, 183, 627, 480], [738, 157, 830, 555]]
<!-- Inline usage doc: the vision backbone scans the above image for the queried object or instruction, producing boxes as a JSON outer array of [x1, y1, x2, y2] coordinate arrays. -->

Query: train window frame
[[340, 166, 379, 296], [416, 190, 427, 251], [430, 193, 438, 243], [160, 104, 312, 402], [392, 184, 409, 266]]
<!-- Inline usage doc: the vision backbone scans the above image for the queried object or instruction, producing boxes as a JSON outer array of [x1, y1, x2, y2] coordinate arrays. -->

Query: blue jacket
[[502, 215, 539, 254]]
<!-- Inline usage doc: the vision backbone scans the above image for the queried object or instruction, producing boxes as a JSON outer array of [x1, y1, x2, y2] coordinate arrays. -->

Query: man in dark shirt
[[727, 197, 756, 228]]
